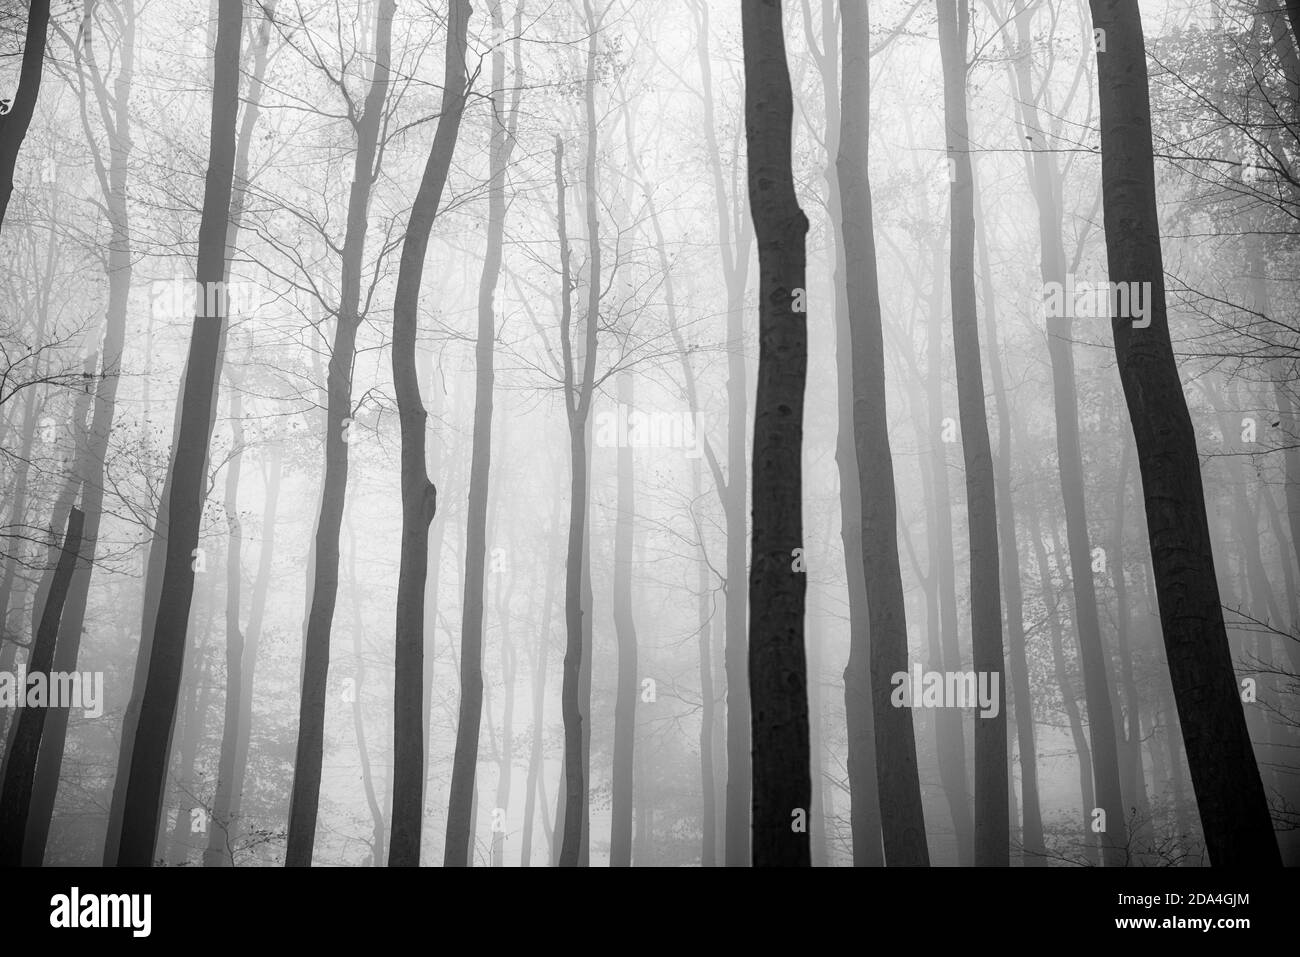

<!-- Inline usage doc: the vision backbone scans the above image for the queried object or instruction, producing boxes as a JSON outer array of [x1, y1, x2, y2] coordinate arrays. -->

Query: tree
[[446, 0, 521, 867], [837, 0, 928, 867], [1088, 0, 1281, 866], [23, 0, 138, 867], [388, 0, 470, 867], [936, 0, 1008, 866], [286, 0, 396, 869], [115, 0, 244, 868], [691, 1, 754, 864], [0, 506, 81, 865], [0, 0, 51, 234], [742, 0, 811, 869]]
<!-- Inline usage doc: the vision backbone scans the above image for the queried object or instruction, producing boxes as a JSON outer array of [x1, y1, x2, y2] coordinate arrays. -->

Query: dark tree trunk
[[0, 0, 51, 233], [1088, 0, 1280, 866], [742, 0, 811, 869], [937, 0, 1008, 866], [116, 0, 243, 867], [387, 0, 469, 867], [287, 0, 395, 867], [0, 507, 81, 865], [22, 1, 137, 866]]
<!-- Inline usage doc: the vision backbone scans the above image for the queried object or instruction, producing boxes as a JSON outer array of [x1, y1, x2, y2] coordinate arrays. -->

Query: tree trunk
[[0, 507, 82, 865], [446, 0, 518, 864], [812, 0, 884, 869], [387, 0, 469, 867], [558, 2, 604, 863], [22, 2, 137, 865], [972, 158, 1044, 865], [1009, 0, 1127, 866], [202, 388, 245, 866], [936, 0, 1008, 866], [0, 0, 51, 233], [287, 0, 395, 867], [742, 0, 811, 869], [838, 0, 928, 867], [116, 0, 243, 867], [227, 443, 283, 842], [921, 239, 973, 864], [692, 3, 754, 865], [607, 372, 639, 865], [1088, 0, 1280, 866]]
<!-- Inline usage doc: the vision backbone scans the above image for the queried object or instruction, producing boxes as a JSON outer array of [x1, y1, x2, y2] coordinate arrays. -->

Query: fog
[[0, 0, 1295, 868]]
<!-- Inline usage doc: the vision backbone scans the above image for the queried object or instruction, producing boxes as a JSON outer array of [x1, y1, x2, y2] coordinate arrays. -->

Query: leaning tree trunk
[[22, 1, 137, 866], [742, 0, 811, 869], [0, 0, 51, 233], [936, 0, 1007, 867], [286, 0, 395, 867], [116, 0, 243, 867], [1088, 0, 1280, 866], [0, 508, 82, 865], [387, 0, 469, 867], [838, 0, 928, 867]]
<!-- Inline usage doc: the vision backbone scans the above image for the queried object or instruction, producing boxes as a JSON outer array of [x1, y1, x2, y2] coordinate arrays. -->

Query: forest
[[0, 0, 1295, 869]]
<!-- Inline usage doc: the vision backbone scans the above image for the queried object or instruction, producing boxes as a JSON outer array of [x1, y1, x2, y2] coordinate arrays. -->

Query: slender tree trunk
[[0, 508, 81, 865], [116, 0, 243, 867], [1009, 1, 1127, 867], [227, 443, 282, 840], [202, 389, 244, 866], [0, 0, 51, 233], [1111, 439, 1152, 851], [287, 0, 395, 867], [922, 240, 973, 864], [692, 3, 754, 865], [742, 0, 811, 868], [446, 0, 518, 864], [1089, 0, 1280, 865], [972, 159, 1044, 865], [838, 0, 927, 867], [559, 3, 604, 864], [814, 0, 885, 868], [610, 372, 638, 866], [936, 0, 1007, 866], [521, 497, 561, 867], [22, 2, 137, 865], [388, 0, 469, 867], [166, 635, 215, 865], [345, 517, 385, 866]]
